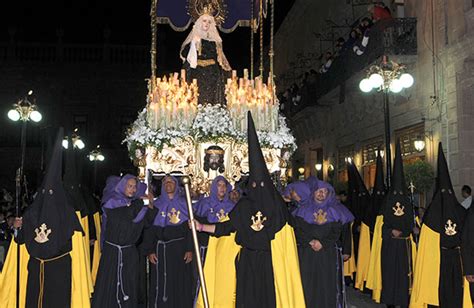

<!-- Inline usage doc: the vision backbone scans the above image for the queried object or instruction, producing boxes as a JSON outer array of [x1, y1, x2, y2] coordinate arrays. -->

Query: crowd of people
[[278, 2, 393, 116], [0, 112, 473, 308]]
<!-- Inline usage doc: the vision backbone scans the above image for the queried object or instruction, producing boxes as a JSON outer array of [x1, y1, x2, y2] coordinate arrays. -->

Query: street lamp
[[359, 56, 414, 188], [7, 90, 41, 308], [89, 145, 105, 190], [62, 128, 86, 149]]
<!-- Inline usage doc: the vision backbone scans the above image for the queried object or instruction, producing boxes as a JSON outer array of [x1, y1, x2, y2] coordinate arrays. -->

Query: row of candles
[[146, 68, 279, 132], [225, 69, 279, 132], [147, 70, 199, 130]]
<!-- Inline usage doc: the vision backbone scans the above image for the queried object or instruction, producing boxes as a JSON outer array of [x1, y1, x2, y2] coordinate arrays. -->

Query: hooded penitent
[[20, 128, 85, 308], [411, 143, 471, 308], [206, 112, 305, 308], [378, 140, 416, 307], [140, 175, 193, 308], [195, 176, 235, 224], [283, 180, 312, 206], [22, 128, 82, 258], [152, 176, 189, 227], [292, 178, 353, 307], [355, 154, 385, 291], [370, 155, 386, 228], [64, 143, 88, 218], [92, 174, 151, 308]]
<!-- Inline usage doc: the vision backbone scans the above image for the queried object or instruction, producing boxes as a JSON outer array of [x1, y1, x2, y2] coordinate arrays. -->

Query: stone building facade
[[275, 0, 474, 195]]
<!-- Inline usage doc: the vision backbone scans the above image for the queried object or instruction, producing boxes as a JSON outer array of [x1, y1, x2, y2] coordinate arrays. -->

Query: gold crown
[[445, 219, 457, 236], [216, 208, 227, 222], [392, 202, 405, 217], [34, 223, 52, 244], [188, 0, 227, 25], [313, 209, 327, 225], [205, 147, 225, 155], [251, 211, 267, 231], [167, 208, 181, 224]]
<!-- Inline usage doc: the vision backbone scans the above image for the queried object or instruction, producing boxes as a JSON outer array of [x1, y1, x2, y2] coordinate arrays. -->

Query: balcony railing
[[281, 18, 417, 115]]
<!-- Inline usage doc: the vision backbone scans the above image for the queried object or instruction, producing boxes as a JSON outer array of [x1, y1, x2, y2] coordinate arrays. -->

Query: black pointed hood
[[352, 163, 371, 227], [373, 154, 385, 195], [391, 140, 407, 195], [21, 128, 82, 259], [381, 140, 413, 235], [367, 154, 386, 230], [346, 163, 357, 217], [423, 143, 466, 246], [228, 112, 287, 244], [248, 112, 273, 185], [63, 137, 88, 217]]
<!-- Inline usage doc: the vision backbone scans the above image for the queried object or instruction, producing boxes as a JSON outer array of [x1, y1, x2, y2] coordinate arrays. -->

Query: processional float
[[123, 1, 296, 306]]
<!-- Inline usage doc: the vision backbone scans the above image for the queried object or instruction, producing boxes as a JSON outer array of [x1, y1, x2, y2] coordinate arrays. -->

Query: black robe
[[380, 222, 413, 307], [140, 222, 193, 308], [214, 203, 279, 308], [182, 39, 229, 106], [92, 200, 153, 308], [16, 233, 73, 308], [462, 206, 474, 303], [293, 216, 342, 307]]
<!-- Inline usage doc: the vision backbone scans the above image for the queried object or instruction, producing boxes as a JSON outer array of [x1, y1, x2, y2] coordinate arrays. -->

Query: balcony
[[281, 18, 417, 115]]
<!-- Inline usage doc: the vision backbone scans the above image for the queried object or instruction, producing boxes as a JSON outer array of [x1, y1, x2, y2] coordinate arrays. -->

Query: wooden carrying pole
[[182, 176, 209, 308]]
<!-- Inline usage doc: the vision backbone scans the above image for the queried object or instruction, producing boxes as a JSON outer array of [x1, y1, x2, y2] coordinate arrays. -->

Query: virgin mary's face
[[201, 15, 212, 32]]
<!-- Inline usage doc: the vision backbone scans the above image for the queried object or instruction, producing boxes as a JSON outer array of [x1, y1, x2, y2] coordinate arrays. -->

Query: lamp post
[[62, 128, 85, 149], [88, 145, 105, 190], [359, 56, 414, 188], [7, 90, 42, 308]]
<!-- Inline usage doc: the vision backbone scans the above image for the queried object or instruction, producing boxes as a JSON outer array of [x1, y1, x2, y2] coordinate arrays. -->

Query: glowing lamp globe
[[369, 73, 384, 89], [399, 73, 414, 89], [8, 109, 21, 121], [74, 139, 85, 150], [359, 78, 373, 93], [389, 79, 403, 93], [30, 110, 42, 122]]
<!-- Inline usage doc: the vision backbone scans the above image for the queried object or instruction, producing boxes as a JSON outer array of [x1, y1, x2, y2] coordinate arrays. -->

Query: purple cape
[[152, 176, 189, 227], [195, 176, 236, 223], [283, 181, 311, 206], [101, 175, 120, 205], [292, 180, 354, 225]]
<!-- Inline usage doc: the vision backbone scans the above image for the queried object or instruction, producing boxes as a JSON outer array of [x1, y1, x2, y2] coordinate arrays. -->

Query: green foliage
[[404, 159, 435, 193]]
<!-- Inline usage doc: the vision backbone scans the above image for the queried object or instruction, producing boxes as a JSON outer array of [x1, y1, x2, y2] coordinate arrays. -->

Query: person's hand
[[391, 229, 402, 238], [184, 251, 193, 264], [148, 253, 158, 265], [343, 254, 350, 262], [413, 226, 420, 235], [309, 239, 323, 252], [13, 217, 22, 229], [466, 275, 474, 283], [188, 219, 203, 232]]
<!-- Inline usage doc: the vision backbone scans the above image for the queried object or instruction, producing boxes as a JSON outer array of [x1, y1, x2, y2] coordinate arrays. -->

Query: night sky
[[1, 0, 295, 71]]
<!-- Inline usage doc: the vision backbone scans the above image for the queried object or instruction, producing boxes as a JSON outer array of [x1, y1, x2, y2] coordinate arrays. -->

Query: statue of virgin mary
[[180, 7, 232, 106]]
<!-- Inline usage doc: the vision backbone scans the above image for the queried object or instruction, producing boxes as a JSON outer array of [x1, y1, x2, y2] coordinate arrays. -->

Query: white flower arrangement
[[191, 104, 240, 141], [123, 105, 297, 160], [258, 115, 297, 153]]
